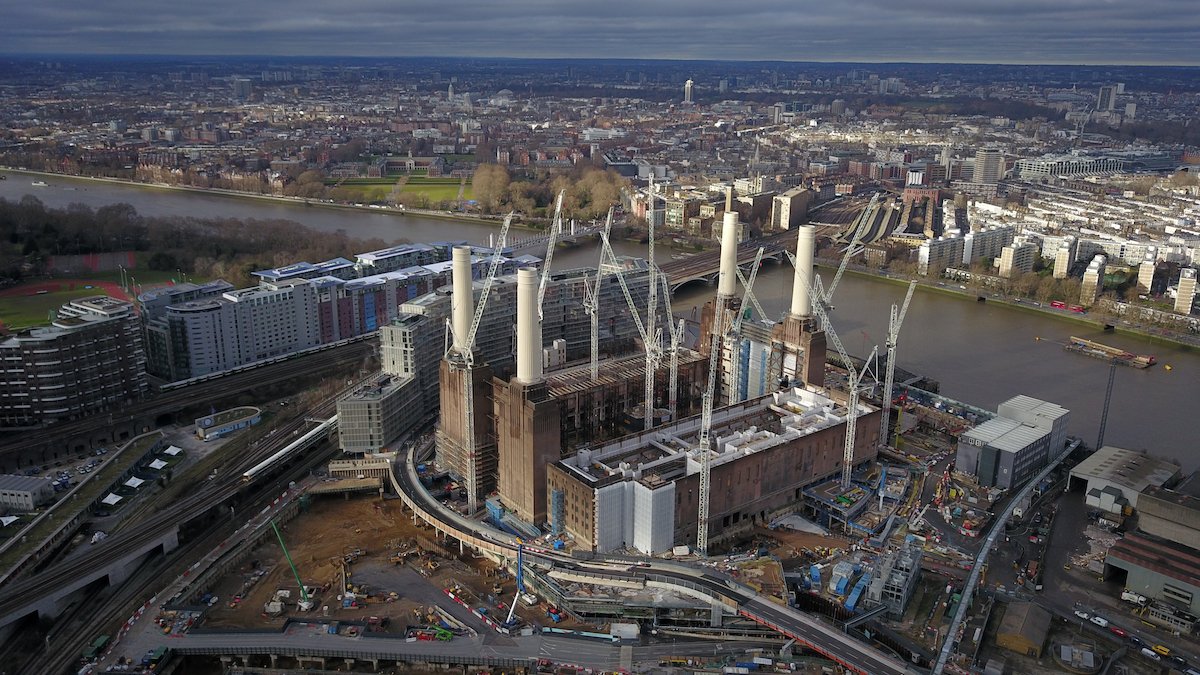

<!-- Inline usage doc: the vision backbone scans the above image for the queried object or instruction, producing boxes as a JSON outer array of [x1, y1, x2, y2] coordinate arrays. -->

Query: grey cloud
[[2, 0, 1198, 64]]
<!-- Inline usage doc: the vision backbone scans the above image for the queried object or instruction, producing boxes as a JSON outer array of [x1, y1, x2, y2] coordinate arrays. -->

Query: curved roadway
[[390, 442, 914, 675]]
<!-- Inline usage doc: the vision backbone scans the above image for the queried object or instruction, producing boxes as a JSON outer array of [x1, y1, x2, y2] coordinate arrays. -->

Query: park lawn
[[405, 176, 462, 185], [401, 184, 471, 201], [325, 178, 396, 186], [338, 184, 393, 202], [0, 288, 105, 329]]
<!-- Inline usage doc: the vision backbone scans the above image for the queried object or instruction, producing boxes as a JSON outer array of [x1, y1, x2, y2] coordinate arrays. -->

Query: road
[[391, 441, 915, 675]]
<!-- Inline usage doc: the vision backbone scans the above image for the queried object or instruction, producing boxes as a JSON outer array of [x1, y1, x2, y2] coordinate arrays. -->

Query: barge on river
[[1065, 336, 1156, 368]]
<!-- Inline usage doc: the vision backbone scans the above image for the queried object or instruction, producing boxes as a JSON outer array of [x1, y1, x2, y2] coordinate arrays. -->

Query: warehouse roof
[[1070, 446, 1180, 494], [997, 601, 1051, 648], [962, 417, 1046, 453], [0, 474, 53, 492]]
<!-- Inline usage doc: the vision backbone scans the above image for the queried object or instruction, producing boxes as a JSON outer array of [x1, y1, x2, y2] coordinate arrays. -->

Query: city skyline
[[4, 0, 1200, 66]]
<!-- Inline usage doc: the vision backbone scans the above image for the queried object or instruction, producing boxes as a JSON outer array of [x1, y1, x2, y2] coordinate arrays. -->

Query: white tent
[[101, 493, 123, 506], [124, 476, 145, 489], [148, 459, 168, 470], [0, 516, 18, 527], [163, 445, 183, 456]]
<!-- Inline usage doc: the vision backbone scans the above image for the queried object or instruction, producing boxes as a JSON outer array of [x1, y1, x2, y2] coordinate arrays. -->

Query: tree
[[472, 164, 511, 214]]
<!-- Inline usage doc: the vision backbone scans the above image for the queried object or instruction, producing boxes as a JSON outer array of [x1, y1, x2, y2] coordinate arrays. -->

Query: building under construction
[[547, 385, 880, 554]]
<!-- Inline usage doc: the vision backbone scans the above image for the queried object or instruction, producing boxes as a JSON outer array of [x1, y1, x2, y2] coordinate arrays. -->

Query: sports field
[[0, 270, 183, 331]]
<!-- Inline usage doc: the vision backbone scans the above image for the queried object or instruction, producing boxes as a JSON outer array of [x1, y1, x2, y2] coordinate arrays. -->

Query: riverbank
[[831, 264, 1200, 353], [0, 167, 536, 231]]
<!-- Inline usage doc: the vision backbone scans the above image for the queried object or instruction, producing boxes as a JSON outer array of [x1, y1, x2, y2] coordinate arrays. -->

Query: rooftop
[[962, 417, 1046, 453], [559, 386, 867, 487], [0, 474, 53, 492], [1070, 446, 1180, 493]]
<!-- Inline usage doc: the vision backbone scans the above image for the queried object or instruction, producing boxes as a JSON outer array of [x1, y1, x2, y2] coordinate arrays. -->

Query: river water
[[3, 171, 1197, 471]]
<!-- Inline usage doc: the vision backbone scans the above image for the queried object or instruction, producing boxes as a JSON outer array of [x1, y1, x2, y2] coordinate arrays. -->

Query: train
[[159, 333, 374, 392], [241, 416, 339, 482]]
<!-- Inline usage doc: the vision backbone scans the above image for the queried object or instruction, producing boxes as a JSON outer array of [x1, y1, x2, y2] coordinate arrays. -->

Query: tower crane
[[585, 209, 615, 382], [537, 191, 565, 318], [644, 177, 660, 430], [597, 224, 659, 430], [823, 192, 879, 307], [657, 272, 687, 422], [808, 280, 878, 490], [879, 281, 917, 449], [725, 247, 765, 404], [734, 265, 773, 324], [697, 249, 765, 554], [446, 214, 513, 514]]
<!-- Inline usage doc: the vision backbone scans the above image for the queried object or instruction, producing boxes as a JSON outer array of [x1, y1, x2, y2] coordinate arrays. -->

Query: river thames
[[2, 171, 1196, 471]]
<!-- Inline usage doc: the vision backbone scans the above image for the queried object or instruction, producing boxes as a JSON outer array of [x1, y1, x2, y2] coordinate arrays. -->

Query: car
[[1166, 656, 1188, 669], [1129, 635, 1145, 647], [1090, 615, 1109, 628], [1152, 645, 1171, 657], [1141, 648, 1161, 661], [1074, 610, 1090, 621], [1109, 626, 1127, 637], [1062, 564, 1072, 570]]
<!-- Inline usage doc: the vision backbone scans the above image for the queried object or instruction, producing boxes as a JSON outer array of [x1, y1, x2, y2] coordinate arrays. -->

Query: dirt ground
[[198, 494, 593, 635], [756, 526, 852, 568]]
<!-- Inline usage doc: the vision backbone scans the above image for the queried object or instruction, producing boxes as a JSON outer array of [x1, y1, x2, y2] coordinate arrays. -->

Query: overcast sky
[[4, 0, 1198, 65]]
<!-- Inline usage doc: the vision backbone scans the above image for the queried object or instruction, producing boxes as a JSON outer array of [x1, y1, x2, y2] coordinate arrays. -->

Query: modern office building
[[336, 372, 423, 454], [0, 297, 147, 428], [956, 396, 1068, 490], [683, 79, 694, 104], [1176, 268, 1197, 314], [998, 242, 1037, 278], [1080, 254, 1107, 306]]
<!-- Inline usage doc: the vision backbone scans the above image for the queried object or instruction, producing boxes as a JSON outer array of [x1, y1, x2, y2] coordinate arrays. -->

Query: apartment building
[[0, 297, 148, 427]]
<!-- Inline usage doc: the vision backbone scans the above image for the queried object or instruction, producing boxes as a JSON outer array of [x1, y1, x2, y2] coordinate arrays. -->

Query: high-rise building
[[1080, 254, 1107, 306], [1097, 85, 1117, 112], [1137, 253, 1157, 295], [1053, 237, 1077, 279], [962, 226, 1015, 266], [918, 236, 965, 276], [998, 242, 1038, 278], [1176, 268, 1197, 314], [683, 79, 694, 105], [232, 78, 253, 100], [830, 99, 847, 116], [0, 297, 147, 428], [972, 149, 1004, 184]]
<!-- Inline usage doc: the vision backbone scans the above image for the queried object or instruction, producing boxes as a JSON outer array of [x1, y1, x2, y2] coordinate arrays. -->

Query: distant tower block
[[684, 79, 694, 105]]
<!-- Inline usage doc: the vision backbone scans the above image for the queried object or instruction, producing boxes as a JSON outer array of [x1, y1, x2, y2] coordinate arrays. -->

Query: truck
[[520, 592, 539, 607], [1121, 590, 1148, 606]]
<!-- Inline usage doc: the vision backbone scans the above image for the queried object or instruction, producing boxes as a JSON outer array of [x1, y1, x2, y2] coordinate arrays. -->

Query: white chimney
[[790, 226, 816, 317], [516, 267, 542, 384], [451, 246, 474, 352], [717, 210, 740, 299]]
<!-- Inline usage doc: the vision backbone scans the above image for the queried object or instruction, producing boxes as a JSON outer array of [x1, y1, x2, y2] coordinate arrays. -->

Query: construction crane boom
[[537, 191, 565, 318], [809, 281, 877, 489], [456, 214, 512, 514], [879, 281, 917, 449], [735, 266, 772, 324], [585, 209, 615, 382], [825, 192, 878, 305], [695, 308, 725, 557], [725, 247, 764, 404]]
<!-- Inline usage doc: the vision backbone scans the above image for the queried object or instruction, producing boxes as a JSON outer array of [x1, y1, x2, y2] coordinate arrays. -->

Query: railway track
[[0, 339, 373, 463]]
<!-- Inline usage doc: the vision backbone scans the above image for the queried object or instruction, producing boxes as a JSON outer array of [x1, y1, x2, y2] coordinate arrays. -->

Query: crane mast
[[697, 248, 764, 554], [644, 178, 659, 430], [808, 280, 877, 489], [537, 191, 565, 319], [658, 272, 686, 422], [824, 191, 878, 307], [725, 247, 764, 404], [879, 281, 917, 449], [586, 209, 615, 382]]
